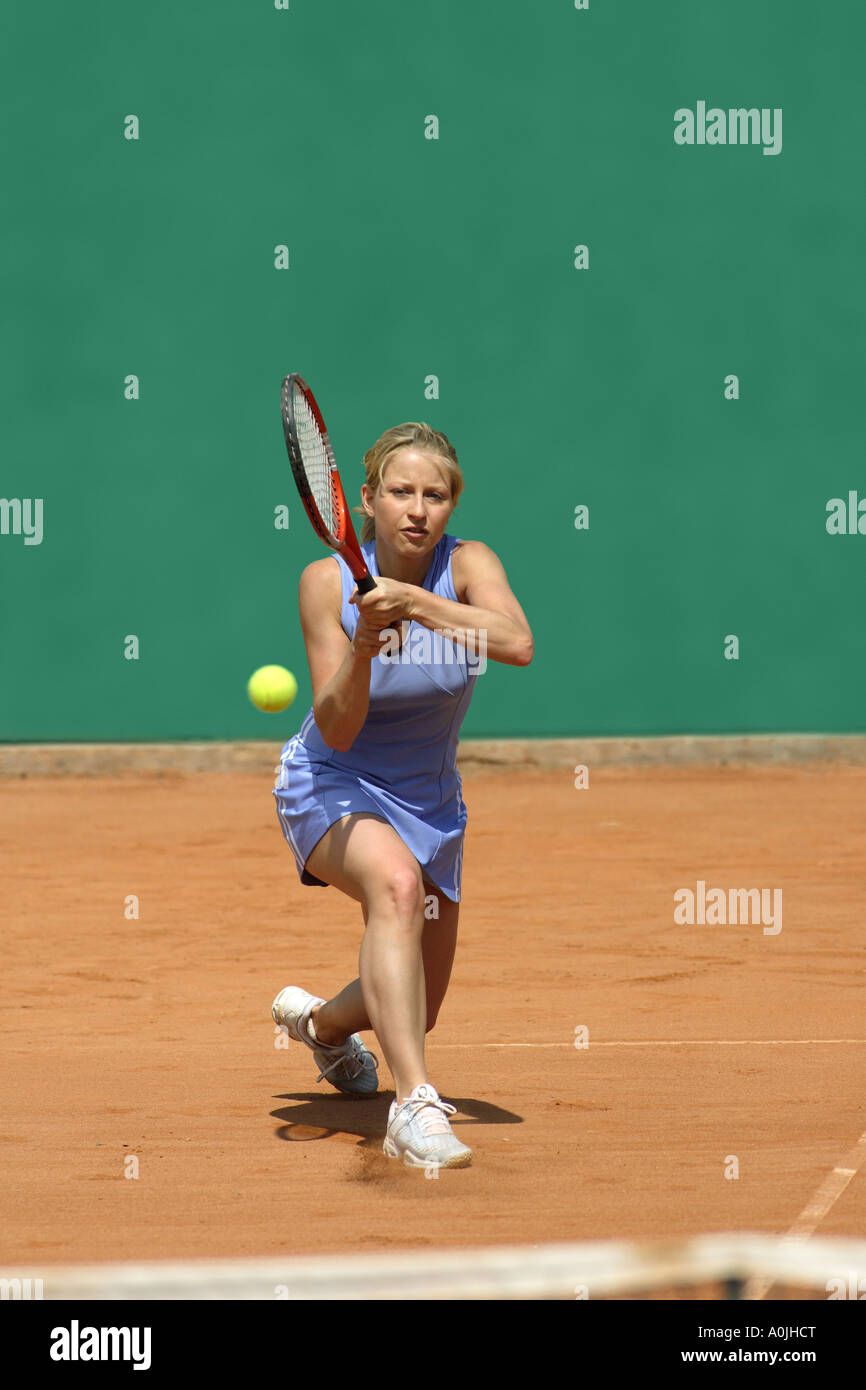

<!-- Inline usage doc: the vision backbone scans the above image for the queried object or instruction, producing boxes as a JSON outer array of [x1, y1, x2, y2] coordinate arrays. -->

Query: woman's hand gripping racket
[[280, 373, 376, 594]]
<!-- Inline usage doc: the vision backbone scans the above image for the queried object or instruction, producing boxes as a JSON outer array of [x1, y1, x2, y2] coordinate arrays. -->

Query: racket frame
[[281, 373, 376, 593]]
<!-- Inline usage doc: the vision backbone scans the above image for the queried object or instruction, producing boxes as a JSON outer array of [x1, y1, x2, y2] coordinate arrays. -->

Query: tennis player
[[271, 422, 533, 1169]]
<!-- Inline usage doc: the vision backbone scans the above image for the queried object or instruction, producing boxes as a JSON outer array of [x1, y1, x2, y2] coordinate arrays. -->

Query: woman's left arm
[[404, 540, 534, 667]]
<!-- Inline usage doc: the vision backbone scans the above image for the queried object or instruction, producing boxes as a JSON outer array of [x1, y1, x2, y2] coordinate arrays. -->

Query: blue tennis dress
[[273, 533, 481, 902]]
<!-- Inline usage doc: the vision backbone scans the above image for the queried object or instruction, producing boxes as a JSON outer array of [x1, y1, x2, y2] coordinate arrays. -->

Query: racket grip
[[355, 573, 377, 594]]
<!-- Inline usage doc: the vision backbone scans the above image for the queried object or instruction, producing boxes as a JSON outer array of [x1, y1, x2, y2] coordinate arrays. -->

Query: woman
[[271, 421, 533, 1170]]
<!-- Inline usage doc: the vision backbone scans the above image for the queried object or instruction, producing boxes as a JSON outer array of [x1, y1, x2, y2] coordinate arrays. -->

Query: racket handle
[[355, 573, 377, 594]]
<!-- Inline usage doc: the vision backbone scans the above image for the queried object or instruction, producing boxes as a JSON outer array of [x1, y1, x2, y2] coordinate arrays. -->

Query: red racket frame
[[280, 373, 376, 593]]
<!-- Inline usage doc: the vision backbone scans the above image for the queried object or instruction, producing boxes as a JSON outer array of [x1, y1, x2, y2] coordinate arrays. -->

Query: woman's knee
[[366, 861, 426, 923]]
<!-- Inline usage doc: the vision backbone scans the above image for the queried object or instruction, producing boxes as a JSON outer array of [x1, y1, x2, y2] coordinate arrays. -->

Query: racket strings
[[293, 388, 341, 537]]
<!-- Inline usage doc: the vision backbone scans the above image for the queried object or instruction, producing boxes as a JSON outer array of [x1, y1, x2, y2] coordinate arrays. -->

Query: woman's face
[[363, 449, 454, 554]]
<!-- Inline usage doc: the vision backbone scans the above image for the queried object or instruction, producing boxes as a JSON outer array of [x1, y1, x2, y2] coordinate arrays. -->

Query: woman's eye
[[391, 488, 444, 499]]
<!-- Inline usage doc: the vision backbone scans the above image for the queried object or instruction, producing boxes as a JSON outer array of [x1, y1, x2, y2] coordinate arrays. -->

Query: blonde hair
[[353, 423, 463, 544]]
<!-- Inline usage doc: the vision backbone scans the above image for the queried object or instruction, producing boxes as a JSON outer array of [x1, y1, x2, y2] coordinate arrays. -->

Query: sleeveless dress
[[273, 533, 480, 902]]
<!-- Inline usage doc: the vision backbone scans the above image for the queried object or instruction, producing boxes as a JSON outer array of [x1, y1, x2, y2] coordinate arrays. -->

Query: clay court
[[3, 752, 864, 1275]]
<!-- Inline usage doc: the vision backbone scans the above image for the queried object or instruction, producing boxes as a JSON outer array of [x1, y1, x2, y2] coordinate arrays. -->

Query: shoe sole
[[382, 1136, 472, 1169], [272, 988, 320, 1043]]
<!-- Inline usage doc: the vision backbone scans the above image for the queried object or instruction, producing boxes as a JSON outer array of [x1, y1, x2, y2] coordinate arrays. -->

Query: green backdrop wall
[[1, 2, 863, 742]]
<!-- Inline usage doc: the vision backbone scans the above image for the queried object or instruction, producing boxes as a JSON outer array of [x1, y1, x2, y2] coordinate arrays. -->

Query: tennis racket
[[280, 373, 376, 593]]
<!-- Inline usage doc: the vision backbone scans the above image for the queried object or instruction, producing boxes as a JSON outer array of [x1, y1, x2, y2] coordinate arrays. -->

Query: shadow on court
[[271, 1092, 523, 1147]]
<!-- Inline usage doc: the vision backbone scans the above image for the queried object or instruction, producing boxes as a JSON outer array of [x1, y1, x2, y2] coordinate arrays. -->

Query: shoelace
[[403, 1094, 457, 1136], [295, 1009, 379, 1085], [315, 1039, 379, 1085]]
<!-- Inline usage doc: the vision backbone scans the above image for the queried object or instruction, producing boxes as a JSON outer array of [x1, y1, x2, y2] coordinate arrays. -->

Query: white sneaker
[[383, 1083, 472, 1169], [271, 986, 379, 1097]]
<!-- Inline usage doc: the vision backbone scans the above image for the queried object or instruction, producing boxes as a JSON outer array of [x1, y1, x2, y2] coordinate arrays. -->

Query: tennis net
[[4, 1232, 865, 1300]]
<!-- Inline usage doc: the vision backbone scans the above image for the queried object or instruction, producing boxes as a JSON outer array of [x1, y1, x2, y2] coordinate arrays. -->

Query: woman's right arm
[[298, 558, 381, 752]]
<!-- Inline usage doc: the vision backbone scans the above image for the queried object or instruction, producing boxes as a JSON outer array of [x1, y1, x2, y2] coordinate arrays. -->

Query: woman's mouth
[[402, 528, 427, 538]]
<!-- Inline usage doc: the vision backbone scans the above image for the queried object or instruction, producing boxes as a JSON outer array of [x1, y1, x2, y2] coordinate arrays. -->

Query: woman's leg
[[419, 881, 459, 1032], [303, 814, 426, 1101], [302, 816, 460, 1101], [313, 879, 459, 1040]]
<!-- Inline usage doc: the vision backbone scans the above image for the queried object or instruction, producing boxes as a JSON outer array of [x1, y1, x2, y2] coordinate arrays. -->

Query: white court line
[[431, 1039, 866, 1049], [784, 1132, 866, 1241], [434, 1035, 866, 1300], [746, 1130, 866, 1299]]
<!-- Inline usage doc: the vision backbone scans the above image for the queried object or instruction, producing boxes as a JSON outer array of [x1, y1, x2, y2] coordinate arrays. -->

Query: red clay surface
[[1, 763, 865, 1265]]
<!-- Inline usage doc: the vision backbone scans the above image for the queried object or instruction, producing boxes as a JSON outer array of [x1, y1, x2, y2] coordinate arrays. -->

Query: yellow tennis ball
[[247, 665, 298, 713]]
